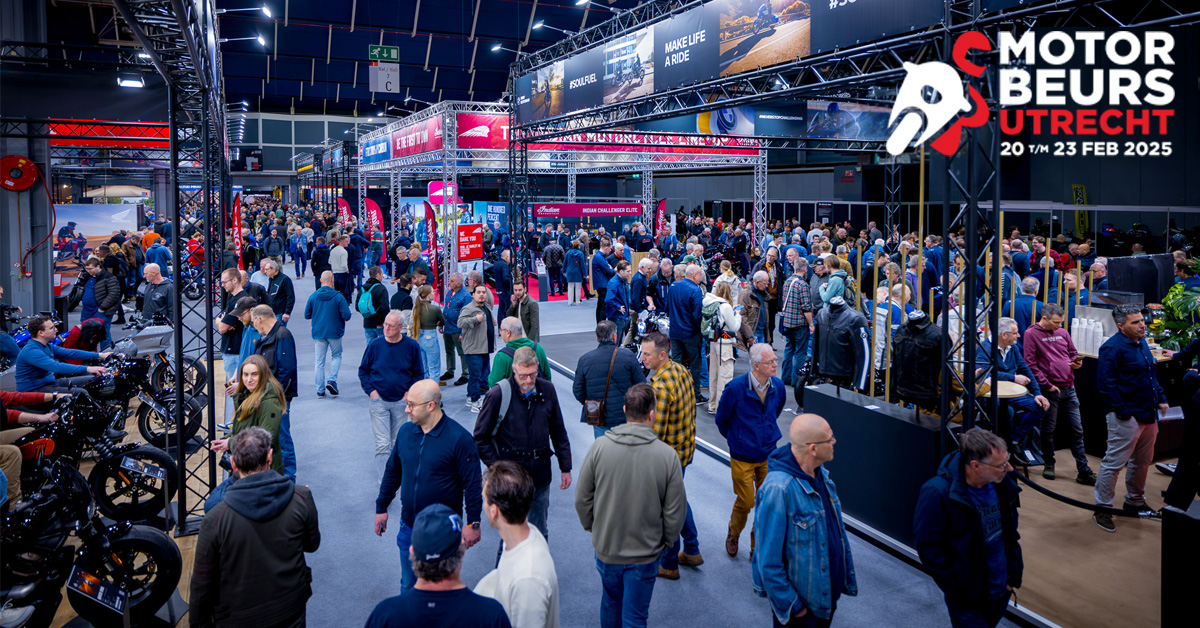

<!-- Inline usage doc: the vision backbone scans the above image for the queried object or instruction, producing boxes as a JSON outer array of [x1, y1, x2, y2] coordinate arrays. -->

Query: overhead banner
[[565, 48, 606, 113], [477, 201, 509, 228], [810, 0, 944, 54], [715, 0, 809, 78], [455, 113, 510, 149], [390, 115, 443, 158], [533, 203, 643, 219], [807, 100, 893, 140], [360, 135, 391, 164], [655, 5, 719, 88]]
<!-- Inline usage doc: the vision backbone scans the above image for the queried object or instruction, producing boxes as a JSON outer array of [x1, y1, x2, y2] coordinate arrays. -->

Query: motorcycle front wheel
[[182, 278, 203, 301], [137, 392, 203, 449], [150, 356, 208, 397], [68, 524, 182, 627], [89, 445, 180, 521]]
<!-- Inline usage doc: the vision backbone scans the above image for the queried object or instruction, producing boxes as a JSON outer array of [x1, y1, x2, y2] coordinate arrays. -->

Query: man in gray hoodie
[[575, 383, 686, 628]]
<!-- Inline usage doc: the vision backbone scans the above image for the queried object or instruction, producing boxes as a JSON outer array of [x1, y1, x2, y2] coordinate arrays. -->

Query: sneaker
[[0, 606, 34, 626], [469, 400, 481, 414], [1094, 511, 1116, 533], [326, 382, 339, 396], [725, 532, 738, 557], [696, 393, 709, 404], [439, 379, 450, 387], [678, 552, 704, 567], [453, 376, 469, 386], [1042, 465, 1056, 480], [1076, 468, 1097, 486], [1123, 501, 1161, 519], [317, 391, 325, 399], [656, 566, 680, 580], [1156, 462, 1177, 476]]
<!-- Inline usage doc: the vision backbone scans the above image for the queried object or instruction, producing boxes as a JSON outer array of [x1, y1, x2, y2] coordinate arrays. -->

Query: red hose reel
[[1, 154, 39, 191]]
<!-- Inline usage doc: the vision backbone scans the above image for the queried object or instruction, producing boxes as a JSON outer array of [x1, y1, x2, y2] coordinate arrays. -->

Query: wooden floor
[[1016, 453, 1170, 628], [51, 360, 226, 628]]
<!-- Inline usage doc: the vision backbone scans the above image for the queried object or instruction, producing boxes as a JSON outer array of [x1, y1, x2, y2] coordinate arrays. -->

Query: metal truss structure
[[883, 161, 902, 238], [110, 0, 229, 535]]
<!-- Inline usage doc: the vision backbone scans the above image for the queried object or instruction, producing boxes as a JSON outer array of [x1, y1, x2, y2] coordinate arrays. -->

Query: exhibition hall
[[2, 1, 1198, 627]]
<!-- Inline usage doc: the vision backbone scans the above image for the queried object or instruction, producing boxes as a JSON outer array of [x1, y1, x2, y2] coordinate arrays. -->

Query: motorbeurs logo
[[888, 29, 1176, 158]]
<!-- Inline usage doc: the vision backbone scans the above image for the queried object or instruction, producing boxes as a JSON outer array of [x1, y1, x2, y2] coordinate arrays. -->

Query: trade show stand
[[1072, 353, 1187, 457], [803, 384, 943, 547]]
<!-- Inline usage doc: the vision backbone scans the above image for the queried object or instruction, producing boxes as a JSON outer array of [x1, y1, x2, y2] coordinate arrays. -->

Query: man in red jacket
[[1022, 303, 1096, 485]]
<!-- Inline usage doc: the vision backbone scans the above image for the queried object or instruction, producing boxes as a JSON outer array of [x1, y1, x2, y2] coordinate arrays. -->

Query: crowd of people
[[4, 201, 1196, 628]]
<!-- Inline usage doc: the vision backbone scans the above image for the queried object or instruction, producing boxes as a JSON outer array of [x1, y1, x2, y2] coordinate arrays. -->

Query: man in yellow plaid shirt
[[639, 331, 703, 580]]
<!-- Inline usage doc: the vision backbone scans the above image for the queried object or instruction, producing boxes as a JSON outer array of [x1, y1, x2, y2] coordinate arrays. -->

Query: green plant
[[1158, 283, 1200, 351]]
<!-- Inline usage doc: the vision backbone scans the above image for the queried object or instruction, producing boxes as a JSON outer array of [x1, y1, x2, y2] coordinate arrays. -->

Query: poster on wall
[[806, 99, 893, 140], [564, 47, 605, 115], [532, 61, 566, 120], [458, 224, 483, 261], [477, 201, 509, 229], [810, 0, 943, 54], [654, 7, 720, 89], [515, 74, 535, 124], [716, 0, 811, 77], [360, 135, 390, 164], [53, 204, 139, 278], [603, 28, 655, 104]]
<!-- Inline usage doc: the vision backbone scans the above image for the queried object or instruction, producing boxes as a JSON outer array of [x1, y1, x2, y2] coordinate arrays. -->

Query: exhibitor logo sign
[[887, 29, 1180, 158]]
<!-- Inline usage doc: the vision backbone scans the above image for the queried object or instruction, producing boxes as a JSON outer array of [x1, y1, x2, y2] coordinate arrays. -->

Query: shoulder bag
[[585, 347, 619, 427]]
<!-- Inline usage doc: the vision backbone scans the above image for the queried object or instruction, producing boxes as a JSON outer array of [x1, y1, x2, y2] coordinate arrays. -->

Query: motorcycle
[[751, 12, 778, 35], [6, 311, 68, 349], [12, 389, 179, 522], [121, 315, 208, 398], [629, 309, 671, 369], [2, 460, 182, 628], [85, 339, 205, 449]]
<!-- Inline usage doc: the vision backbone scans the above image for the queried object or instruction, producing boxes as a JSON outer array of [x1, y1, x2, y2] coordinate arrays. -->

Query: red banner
[[457, 224, 483, 261], [47, 119, 169, 148], [530, 130, 758, 156], [424, 201, 438, 289], [391, 116, 444, 158], [455, 113, 510, 149], [231, 193, 243, 271], [365, 198, 384, 233], [653, 199, 666, 243], [336, 197, 352, 225], [533, 203, 642, 219]]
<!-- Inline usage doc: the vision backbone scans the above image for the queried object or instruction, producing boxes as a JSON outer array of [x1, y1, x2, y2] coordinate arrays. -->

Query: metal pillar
[[641, 170, 654, 230], [507, 107, 533, 279], [883, 160, 902, 237], [441, 112, 459, 291], [390, 170, 401, 236], [567, 169, 577, 203], [753, 149, 769, 246]]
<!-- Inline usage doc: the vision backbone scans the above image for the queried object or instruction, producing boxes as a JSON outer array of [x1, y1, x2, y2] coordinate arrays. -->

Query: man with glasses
[[359, 311, 426, 479], [14, 315, 110, 392], [474, 347, 572, 556], [753, 413, 857, 627], [216, 268, 250, 420], [915, 428, 1023, 628], [715, 343, 786, 560], [1022, 304, 1096, 485], [374, 380, 483, 594], [974, 317, 1049, 463]]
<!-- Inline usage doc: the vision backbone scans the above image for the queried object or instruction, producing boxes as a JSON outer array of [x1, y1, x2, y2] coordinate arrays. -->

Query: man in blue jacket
[[604, 261, 633, 344], [1093, 304, 1171, 532], [1002, 277, 1043, 345], [15, 314, 109, 392], [250, 304, 299, 481], [440, 272, 472, 387], [359, 310, 426, 478], [754, 413, 857, 627], [975, 317, 1049, 460], [145, 237, 172, 277], [716, 343, 785, 560], [591, 239, 615, 325], [493, 250, 513, 322], [667, 264, 706, 400], [914, 428, 1022, 628], [304, 271, 352, 398]]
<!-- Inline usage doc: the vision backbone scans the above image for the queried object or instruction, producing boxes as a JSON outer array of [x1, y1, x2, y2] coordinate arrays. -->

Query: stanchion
[[855, 243, 864, 311], [915, 145, 925, 311], [883, 268, 894, 404]]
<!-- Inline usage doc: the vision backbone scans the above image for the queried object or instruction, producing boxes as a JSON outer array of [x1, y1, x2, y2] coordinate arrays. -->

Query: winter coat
[[83, 270, 121, 312], [265, 273, 296, 318], [304, 286, 352, 340], [571, 341, 646, 427], [474, 376, 572, 488], [564, 248, 588, 283], [359, 278, 391, 329]]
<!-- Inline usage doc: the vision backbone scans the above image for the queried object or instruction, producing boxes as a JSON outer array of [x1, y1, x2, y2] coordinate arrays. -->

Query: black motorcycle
[[121, 315, 208, 398], [2, 460, 182, 628], [12, 390, 179, 522], [86, 340, 204, 449]]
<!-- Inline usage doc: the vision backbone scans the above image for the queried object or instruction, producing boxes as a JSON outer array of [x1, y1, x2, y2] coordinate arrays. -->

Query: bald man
[[752, 414, 856, 627]]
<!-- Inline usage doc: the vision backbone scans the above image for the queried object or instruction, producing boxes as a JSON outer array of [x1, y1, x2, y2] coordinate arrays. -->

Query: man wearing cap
[[374, 380, 483, 592], [366, 504, 511, 628]]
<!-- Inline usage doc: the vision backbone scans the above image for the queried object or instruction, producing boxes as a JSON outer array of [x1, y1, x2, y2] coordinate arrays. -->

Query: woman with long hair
[[412, 285, 445, 380], [121, 239, 139, 301], [713, 259, 742, 303], [703, 281, 742, 414], [204, 355, 286, 510]]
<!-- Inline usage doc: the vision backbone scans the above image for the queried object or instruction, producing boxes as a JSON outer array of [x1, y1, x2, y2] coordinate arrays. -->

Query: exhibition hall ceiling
[[45, 0, 641, 116]]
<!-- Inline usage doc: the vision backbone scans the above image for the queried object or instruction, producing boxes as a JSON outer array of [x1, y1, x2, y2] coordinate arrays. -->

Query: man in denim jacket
[[752, 413, 857, 627]]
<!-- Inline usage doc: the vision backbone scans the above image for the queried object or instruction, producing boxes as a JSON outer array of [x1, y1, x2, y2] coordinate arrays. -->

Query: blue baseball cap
[[411, 504, 463, 562]]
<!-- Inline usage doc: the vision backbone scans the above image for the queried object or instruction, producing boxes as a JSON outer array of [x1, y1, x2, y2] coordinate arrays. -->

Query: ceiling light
[[262, 6, 272, 18], [137, 51, 151, 59], [257, 35, 266, 46], [533, 20, 544, 30], [491, 44, 502, 52], [117, 72, 145, 88]]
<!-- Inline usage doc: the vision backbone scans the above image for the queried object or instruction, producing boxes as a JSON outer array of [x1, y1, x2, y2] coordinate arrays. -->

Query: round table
[[977, 380, 1029, 399]]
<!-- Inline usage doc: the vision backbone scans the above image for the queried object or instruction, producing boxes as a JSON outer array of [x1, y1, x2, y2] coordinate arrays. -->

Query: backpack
[[357, 283, 382, 316], [490, 378, 514, 436], [702, 301, 733, 341]]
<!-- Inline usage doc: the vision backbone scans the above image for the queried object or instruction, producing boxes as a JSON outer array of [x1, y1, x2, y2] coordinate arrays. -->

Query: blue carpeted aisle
[[276, 265, 1013, 627]]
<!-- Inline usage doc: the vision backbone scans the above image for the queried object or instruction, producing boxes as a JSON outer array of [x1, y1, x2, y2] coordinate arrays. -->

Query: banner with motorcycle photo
[[513, 0, 944, 125], [53, 204, 140, 278]]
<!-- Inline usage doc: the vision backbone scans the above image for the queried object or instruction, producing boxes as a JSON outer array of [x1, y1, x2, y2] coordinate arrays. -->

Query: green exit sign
[[369, 45, 399, 62]]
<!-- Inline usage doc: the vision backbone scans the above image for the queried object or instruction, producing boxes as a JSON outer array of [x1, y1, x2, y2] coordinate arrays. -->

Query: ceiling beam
[[411, 0, 421, 37], [468, 0, 482, 42]]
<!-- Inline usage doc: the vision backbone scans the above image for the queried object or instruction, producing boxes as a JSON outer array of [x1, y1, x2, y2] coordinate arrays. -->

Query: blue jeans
[[417, 330, 441, 380], [755, 330, 767, 345], [205, 475, 232, 512], [293, 250, 308, 276], [945, 590, 1011, 628], [222, 353, 241, 425], [280, 400, 296, 481], [364, 327, 384, 342], [660, 466, 700, 570], [595, 556, 660, 628], [97, 311, 113, 350], [465, 354, 490, 402], [313, 338, 343, 391], [396, 520, 417, 592], [780, 326, 810, 387], [669, 335, 703, 396], [699, 340, 709, 388], [1006, 394, 1044, 447]]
